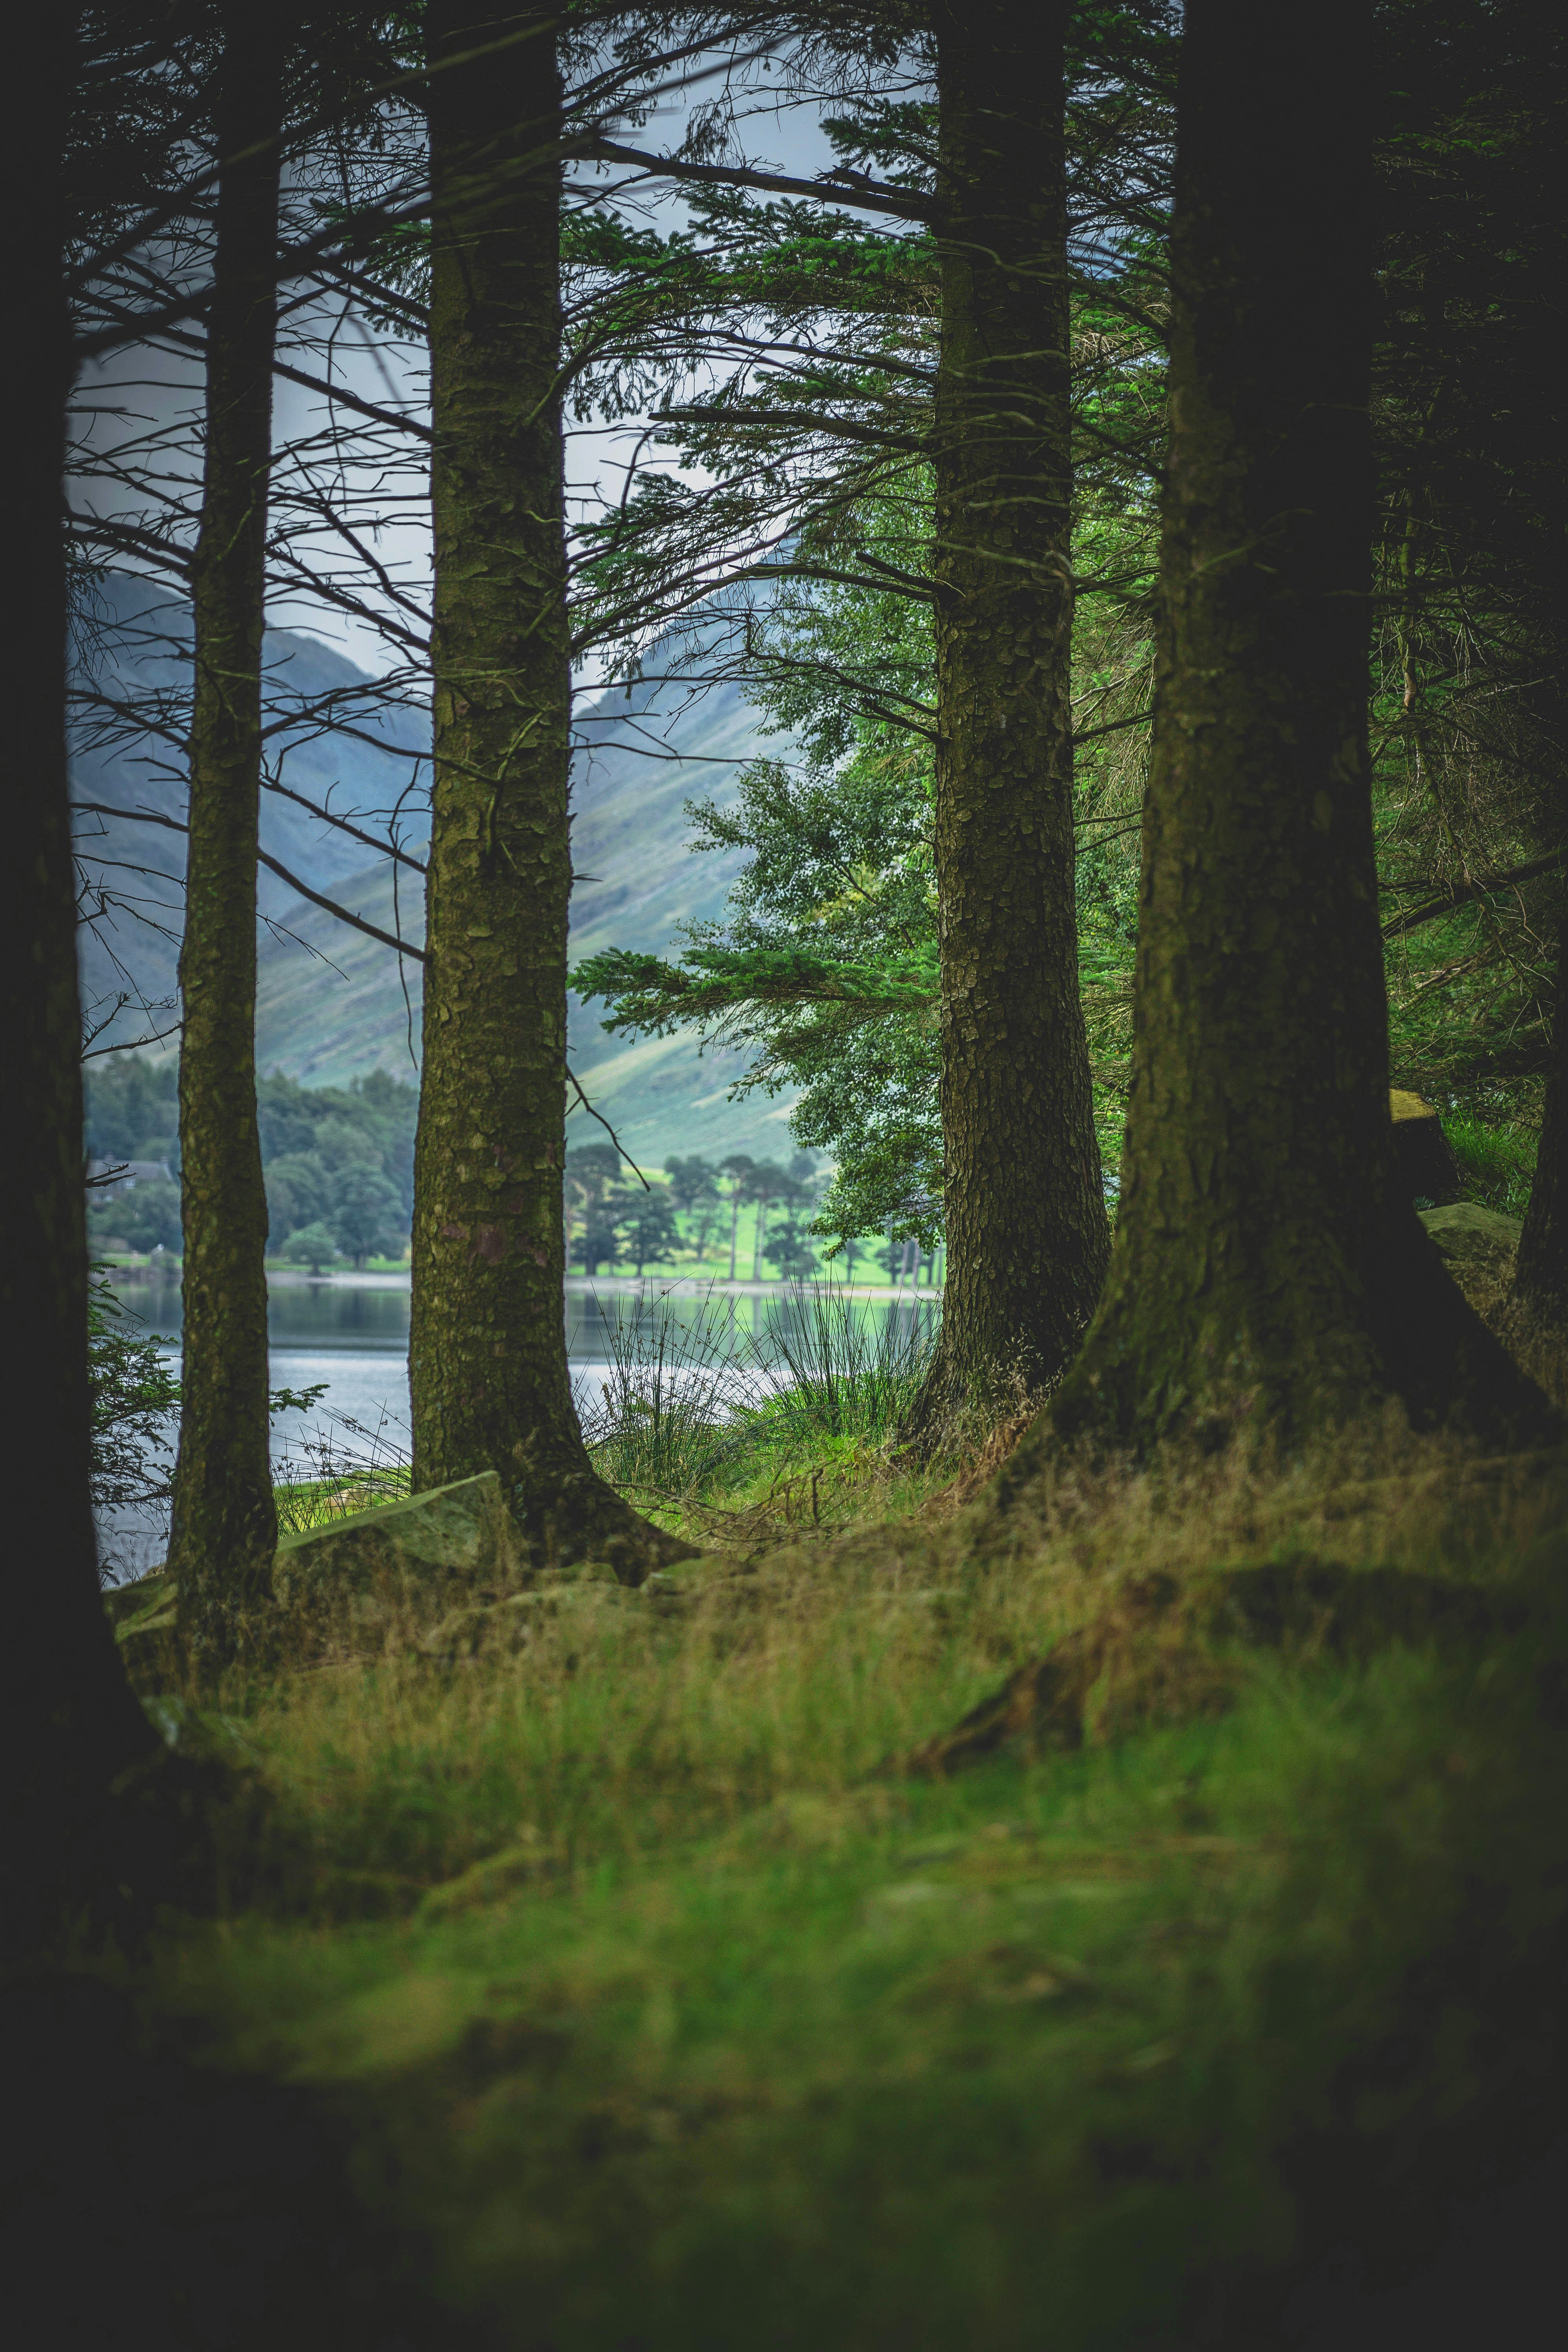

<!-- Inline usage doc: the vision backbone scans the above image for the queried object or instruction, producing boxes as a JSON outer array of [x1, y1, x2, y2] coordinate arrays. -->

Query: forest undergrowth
[[102, 1356, 1568, 2351]]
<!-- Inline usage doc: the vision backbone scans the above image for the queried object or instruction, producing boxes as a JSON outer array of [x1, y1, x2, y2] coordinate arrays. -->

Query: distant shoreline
[[103, 1262, 942, 1303]]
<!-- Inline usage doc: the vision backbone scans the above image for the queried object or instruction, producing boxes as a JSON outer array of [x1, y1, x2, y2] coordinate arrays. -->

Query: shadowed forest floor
[[19, 1424, 1568, 2350]]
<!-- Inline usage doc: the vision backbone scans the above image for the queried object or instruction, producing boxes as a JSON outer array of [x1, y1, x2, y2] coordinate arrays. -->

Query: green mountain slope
[[76, 586, 798, 1167], [250, 667, 796, 1165]]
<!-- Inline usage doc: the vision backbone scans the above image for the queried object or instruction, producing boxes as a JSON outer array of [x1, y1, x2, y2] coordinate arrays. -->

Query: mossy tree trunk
[[2, 13, 157, 1953], [1510, 688, 1568, 1323], [167, 14, 284, 1657], [907, 0, 1109, 1441], [998, 0, 1547, 1470], [411, 3, 689, 1574], [1514, 1053, 1568, 1319]]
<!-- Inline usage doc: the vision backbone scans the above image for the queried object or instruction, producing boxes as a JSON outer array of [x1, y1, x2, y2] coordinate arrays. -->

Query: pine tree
[[410, 1, 690, 1575], [909, 0, 1109, 1434], [167, 8, 285, 1657], [991, 0, 1548, 1475]]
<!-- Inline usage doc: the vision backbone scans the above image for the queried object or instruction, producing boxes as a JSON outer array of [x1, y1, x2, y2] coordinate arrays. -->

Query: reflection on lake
[[95, 1271, 940, 1583], [102, 1269, 942, 1361], [106, 1270, 412, 1352]]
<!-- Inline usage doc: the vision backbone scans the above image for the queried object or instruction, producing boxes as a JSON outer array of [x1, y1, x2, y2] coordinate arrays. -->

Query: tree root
[[899, 1557, 1540, 1776]]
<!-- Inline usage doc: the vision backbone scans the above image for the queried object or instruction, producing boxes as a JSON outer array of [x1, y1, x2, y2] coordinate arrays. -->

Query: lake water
[[96, 1271, 940, 1580]]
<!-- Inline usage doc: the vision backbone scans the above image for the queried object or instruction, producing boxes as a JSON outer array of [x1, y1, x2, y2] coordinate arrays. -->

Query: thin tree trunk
[[2, 13, 158, 1955], [992, 0, 1547, 1476], [411, 3, 690, 1574], [1509, 687, 1568, 1325], [167, 14, 284, 1659], [906, 0, 1110, 1442], [1513, 1018, 1568, 1320]]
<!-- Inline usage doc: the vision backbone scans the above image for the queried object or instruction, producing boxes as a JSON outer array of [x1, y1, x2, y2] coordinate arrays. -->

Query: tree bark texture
[[911, 0, 1109, 1435], [1511, 687, 1568, 1322], [412, 5, 690, 1573], [1, 13, 158, 1953], [1015, 0, 1548, 1463], [1514, 1031, 1568, 1318], [167, 15, 285, 1653]]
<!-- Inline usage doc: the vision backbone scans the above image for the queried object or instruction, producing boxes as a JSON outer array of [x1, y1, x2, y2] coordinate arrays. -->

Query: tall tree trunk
[[2, 12, 158, 1955], [167, 15, 284, 1658], [907, 0, 1110, 1441], [412, 3, 690, 1575], [1508, 683, 1568, 1328], [990, 0, 1546, 1474], [1514, 1006, 1568, 1322]]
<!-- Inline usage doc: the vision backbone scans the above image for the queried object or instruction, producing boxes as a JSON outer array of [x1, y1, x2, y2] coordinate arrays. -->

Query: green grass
[[578, 1284, 942, 1527], [152, 1626, 1568, 2349], [131, 1437, 1568, 2348], [1443, 1110, 1538, 1218]]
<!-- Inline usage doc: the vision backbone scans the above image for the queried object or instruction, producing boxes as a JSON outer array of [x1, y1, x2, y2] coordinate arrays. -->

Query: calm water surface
[[98, 1272, 939, 1580]]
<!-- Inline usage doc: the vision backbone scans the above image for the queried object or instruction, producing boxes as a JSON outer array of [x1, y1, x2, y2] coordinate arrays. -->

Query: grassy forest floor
[[42, 1112, 1568, 2348], [54, 1350, 1568, 2349]]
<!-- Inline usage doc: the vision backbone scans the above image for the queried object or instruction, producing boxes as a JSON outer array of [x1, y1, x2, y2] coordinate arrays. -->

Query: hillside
[[72, 578, 796, 1165]]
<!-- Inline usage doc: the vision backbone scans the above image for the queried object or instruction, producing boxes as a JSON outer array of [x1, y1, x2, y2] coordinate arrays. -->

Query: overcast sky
[[71, 65, 868, 687]]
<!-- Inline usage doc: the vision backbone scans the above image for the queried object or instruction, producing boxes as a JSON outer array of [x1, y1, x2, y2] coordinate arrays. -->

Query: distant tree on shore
[[622, 1189, 678, 1276], [329, 1165, 404, 1267], [280, 1221, 340, 1276]]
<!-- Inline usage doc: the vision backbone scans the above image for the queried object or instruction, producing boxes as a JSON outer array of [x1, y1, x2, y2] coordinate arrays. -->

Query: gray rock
[[272, 1469, 526, 1639], [103, 1568, 180, 1693], [1419, 1200, 1523, 1266]]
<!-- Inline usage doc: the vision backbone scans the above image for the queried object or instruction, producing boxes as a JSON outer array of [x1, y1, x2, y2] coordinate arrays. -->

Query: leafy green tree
[[265, 1150, 331, 1240], [87, 1174, 182, 1254], [281, 1220, 341, 1275], [566, 1143, 622, 1270], [622, 1188, 679, 1276], [664, 1154, 716, 1213], [717, 1153, 754, 1282], [743, 1160, 794, 1280], [312, 1114, 383, 1171], [574, 614, 946, 1255], [329, 1163, 405, 1267], [579, 1193, 630, 1278], [766, 1205, 817, 1281], [87, 1270, 180, 1517], [664, 1153, 719, 1258], [566, 7, 1187, 1428], [82, 1052, 180, 1164]]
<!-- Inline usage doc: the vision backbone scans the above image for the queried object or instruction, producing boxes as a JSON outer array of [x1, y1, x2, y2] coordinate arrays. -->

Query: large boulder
[[272, 1470, 526, 1644], [1419, 1199, 1521, 1268], [1419, 1200, 1521, 1318], [100, 1473, 659, 1678], [104, 1569, 180, 1694]]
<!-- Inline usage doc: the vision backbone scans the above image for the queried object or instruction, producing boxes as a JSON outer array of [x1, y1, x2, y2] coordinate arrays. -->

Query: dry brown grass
[[119, 1352, 1568, 1916]]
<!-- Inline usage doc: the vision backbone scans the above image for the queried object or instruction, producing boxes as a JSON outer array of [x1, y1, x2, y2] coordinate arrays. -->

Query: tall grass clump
[[579, 1288, 758, 1497], [579, 1285, 942, 1507], [272, 1403, 412, 1536], [1444, 1110, 1537, 1217], [747, 1283, 940, 1449]]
